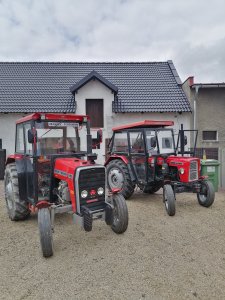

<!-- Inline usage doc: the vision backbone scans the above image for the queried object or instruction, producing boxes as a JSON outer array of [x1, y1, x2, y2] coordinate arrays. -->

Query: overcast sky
[[0, 0, 225, 83]]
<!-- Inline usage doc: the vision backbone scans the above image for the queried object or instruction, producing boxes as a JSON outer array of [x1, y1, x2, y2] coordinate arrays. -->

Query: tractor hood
[[166, 156, 200, 166], [54, 157, 99, 181]]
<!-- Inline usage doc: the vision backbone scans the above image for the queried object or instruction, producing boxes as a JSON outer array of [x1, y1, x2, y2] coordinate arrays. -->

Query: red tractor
[[105, 120, 215, 216], [4, 113, 128, 257]]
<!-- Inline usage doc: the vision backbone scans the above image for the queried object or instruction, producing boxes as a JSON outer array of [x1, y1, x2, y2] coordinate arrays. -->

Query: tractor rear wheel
[[106, 159, 135, 199], [38, 208, 53, 257], [111, 194, 128, 234], [197, 180, 215, 207], [163, 184, 176, 216], [4, 163, 30, 221]]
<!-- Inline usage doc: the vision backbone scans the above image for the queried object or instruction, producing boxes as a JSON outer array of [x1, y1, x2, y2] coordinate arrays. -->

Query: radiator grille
[[78, 167, 105, 207], [189, 160, 198, 181]]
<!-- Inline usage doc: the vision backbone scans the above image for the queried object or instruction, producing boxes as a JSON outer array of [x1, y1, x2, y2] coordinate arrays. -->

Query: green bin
[[200, 159, 220, 192]]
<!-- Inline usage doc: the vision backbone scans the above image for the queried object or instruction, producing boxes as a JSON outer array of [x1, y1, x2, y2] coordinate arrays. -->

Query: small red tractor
[[105, 120, 215, 216], [4, 113, 128, 257]]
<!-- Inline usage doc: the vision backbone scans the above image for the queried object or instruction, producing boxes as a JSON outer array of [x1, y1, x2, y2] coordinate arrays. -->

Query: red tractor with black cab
[[4, 113, 128, 257], [105, 120, 215, 216]]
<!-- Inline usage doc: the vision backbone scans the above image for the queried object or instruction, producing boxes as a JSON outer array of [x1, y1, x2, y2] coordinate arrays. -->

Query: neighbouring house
[[0, 61, 191, 163], [182, 76, 225, 187]]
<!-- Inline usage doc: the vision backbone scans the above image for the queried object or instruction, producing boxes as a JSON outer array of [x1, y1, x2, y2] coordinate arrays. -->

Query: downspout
[[193, 85, 199, 132]]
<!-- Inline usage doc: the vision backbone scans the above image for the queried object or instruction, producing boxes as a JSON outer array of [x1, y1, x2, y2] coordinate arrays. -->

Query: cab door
[[128, 130, 148, 184]]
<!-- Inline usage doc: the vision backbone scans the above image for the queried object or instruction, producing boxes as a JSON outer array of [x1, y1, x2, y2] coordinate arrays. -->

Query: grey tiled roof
[[0, 61, 191, 113]]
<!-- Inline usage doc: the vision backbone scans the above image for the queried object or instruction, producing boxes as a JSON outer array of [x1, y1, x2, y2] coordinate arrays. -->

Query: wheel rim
[[108, 168, 124, 189], [199, 184, 207, 202], [5, 180, 14, 210]]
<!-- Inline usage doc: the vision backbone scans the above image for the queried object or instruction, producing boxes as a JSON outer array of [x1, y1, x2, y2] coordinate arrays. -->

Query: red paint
[[90, 189, 96, 196], [86, 199, 98, 203], [112, 120, 174, 131], [54, 157, 99, 212], [166, 156, 201, 183], [5, 154, 23, 165], [36, 201, 51, 209], [104, 154, 129, 166], [16, 113, 90, 124]]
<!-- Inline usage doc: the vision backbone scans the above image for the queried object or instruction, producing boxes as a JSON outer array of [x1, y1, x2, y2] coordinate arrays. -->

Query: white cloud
[[0, 0, 225, 82]]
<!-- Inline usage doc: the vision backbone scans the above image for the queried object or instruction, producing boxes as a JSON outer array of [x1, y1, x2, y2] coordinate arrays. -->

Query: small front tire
[[197, 180, 215, 207], [163, 184, 176, 216], [38, 208, 53, 257], [111, 194, 128, 234]]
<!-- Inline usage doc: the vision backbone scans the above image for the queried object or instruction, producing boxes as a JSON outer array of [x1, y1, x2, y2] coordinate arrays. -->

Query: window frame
[[202, 130, 218, 142]]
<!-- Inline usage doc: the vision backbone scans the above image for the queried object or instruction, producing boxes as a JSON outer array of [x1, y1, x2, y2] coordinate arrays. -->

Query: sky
[[0, 0, 225, 83]]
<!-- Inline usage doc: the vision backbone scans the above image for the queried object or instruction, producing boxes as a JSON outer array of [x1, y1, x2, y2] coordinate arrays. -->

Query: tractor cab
[[107, 120, 175, 194]]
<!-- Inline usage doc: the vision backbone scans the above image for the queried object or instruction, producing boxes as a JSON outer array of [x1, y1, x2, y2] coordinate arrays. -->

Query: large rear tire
[[4, 163, 30, 221], [197, 180, 215, 207], [106, 159, 135, 199], [111, 194, 128, 234], [163, 184, 176, 216], [38, 208, 53, 257]]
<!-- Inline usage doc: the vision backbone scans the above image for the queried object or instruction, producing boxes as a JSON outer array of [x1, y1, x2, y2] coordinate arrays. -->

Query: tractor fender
[[105, 154, 129, 166], [5, 154, 24, 165]]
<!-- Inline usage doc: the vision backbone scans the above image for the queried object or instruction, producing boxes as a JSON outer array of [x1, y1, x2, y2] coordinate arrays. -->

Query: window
[[86, 99, 103, 128], [16, 124, 25, 153], [24, 123, 32, 154], [130, 131, 145, 153], [202, 131, 217, 141], [112, 132, 128, 152]]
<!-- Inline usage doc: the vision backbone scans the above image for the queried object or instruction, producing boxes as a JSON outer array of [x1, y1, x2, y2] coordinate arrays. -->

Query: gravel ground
[[0, 180, 225, 300]]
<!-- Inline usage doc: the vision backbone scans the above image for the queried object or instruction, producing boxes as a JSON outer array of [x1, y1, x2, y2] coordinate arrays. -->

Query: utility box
[[0, 149, 6, 180], [201, 159, 220, 192]]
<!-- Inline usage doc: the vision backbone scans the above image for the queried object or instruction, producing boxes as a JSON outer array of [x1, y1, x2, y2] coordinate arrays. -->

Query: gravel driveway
[[0, 180, 225, 300]]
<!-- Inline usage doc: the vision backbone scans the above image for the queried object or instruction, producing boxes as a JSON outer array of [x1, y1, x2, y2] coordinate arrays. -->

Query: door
[[129, 131, 147, 184]]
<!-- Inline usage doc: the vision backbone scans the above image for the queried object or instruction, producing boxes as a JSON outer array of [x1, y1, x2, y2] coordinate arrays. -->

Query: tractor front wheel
[[163, 184, 176, 216], [197, 180, 215, 207], [111, 194, 128, 234], [106, 159, 135, 199], [38, 208, 53, 257], [4, 163, 30, 221]]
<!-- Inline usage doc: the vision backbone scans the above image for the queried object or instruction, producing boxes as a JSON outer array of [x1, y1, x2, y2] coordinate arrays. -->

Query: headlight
[[97, 187, 104, 195], [81, 190, 88, 198], [179, 168, 185, 175]]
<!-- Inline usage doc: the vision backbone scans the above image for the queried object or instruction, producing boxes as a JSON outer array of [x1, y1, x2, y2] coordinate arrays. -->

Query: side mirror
[[184, 135, 187, 146], [97, 129, 102, 144], [150, 137, 157, 148], [28, 129, 37, 144]]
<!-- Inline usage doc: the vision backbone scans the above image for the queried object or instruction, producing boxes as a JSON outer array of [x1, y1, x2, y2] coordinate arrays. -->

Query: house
[[0, 61, 191, 163], [182, 76, 225, 187]]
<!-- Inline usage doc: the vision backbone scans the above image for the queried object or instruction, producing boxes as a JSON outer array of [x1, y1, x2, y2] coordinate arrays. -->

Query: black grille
[[78, 167, 105, 207], [189, 160, 198, 181]]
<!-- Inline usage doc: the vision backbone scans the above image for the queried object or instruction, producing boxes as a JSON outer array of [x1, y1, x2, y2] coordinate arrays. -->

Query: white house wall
[[0, 113, 24, 156]]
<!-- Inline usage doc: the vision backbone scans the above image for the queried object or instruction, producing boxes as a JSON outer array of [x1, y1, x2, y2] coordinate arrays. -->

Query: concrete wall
[[0, 113, 24, 156]]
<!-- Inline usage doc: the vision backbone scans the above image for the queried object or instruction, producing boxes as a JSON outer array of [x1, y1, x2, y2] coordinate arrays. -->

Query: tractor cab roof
[[16, 113, 90, 124], [112, 120, 174, 131]]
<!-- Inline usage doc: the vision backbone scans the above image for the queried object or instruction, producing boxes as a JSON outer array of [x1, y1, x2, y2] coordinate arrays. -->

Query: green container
[[200, 159, 220, 192]]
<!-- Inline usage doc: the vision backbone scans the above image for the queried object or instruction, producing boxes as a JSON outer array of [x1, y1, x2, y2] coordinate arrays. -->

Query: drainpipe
[[193, 85, 199, 146]]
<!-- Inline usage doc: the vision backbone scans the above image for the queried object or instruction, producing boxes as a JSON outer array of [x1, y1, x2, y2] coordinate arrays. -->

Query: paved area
[[0, 180, 225, 300]]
